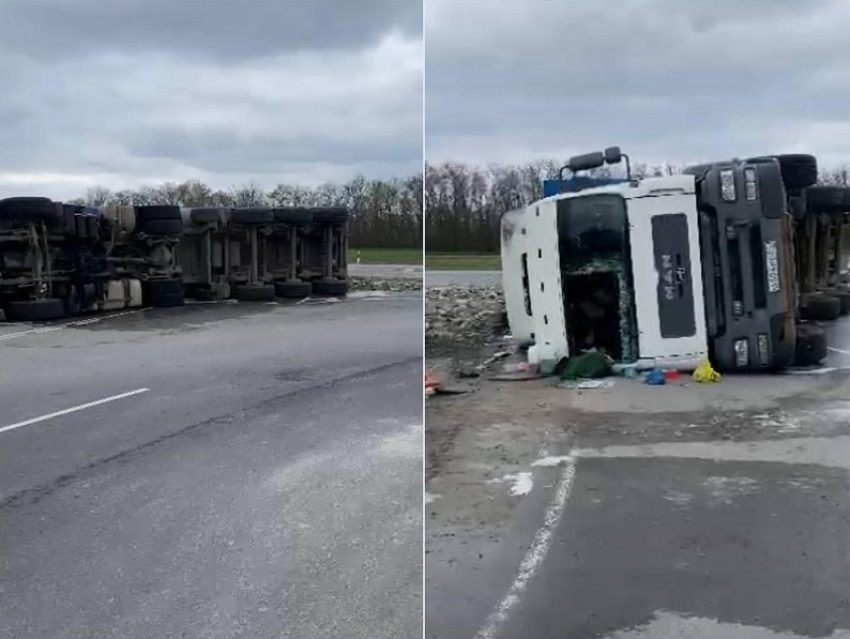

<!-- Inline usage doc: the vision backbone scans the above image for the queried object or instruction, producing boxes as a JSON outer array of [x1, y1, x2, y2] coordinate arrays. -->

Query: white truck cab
[[503, 175, 708, 372]]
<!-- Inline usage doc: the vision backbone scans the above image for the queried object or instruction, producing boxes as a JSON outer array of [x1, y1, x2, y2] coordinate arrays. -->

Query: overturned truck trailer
[[177, 206, 349, 301], [0, 197, 350, 322], [0, 197, 183, 321]]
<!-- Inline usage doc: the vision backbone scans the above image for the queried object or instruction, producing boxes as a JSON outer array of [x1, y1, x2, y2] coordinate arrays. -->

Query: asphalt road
[[426, 320, 850, 639], [0, 292, 422, 639]]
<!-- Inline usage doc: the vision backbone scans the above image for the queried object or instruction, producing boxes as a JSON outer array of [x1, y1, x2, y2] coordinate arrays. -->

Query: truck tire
[[822, 288, 850, 315], [0, 197, 61, 224], [6, 298, 66, 322], [752, 154, 818, 191], [313, 278, 348, 296], [805, 186, 850, 215], [231, 208, 274, 225], [85, 215, 100, 239], [794, 324, 827, 367], [136, 206, 182, 221], [235, 283, 276, 302], [144, 278, 185, 307], [275, 280, 312, 298], [189, 208, 228, 225], [273, 207, 314, 224], [312, 207, 348, 224], [138, 218, 183, 236], [801, 294, 841, 321]]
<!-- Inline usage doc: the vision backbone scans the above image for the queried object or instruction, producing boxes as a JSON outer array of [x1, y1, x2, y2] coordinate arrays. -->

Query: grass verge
[[347, 247, 422, 265], [425, 253, 501, 271]]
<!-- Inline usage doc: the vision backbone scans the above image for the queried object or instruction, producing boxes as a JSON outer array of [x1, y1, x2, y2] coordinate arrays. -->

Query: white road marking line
[[828, 346, 850, 356], [474, 459, 577, 639], [0, 309, 145, 342], [0, 388, 150, 435]]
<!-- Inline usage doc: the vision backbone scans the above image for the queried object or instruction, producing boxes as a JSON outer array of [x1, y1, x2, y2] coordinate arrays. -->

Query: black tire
[[805, 186, 850, 215], [794, 324, 827, 367], [231, 208, 274, 225], [312, 278, 349, 296], [136, 206, 182, 221], [0, 197, 61, 223], [138, 218, 183, 236], [75, 215, 89, 238], [312, 207, 348, 224], [275, 280, 312, 298], [801, 294, 841, 321], [6, 298, 66, 322], [189, 208, 227, 225], [273, 207, 314, 224], [748, 154, 818, 191], [63, 285, 81, 317], [822, 288, 850, 315], [144, 278, 185, 307], [85, 216, 100, 239], [235, 284, 276, 302]]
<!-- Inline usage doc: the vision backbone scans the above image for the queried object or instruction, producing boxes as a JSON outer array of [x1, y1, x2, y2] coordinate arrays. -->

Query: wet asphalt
[[0, 292, 422, 639]]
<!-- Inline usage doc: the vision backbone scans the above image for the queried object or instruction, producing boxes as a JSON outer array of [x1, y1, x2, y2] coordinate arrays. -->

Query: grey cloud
[[0, 0, 423, 200], [425, 0, 850, 169], [0, 0, 422, 62]]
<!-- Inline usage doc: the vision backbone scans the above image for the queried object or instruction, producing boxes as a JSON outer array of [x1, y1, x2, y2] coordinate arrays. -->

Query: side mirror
[[603, 146, 622, 164], [568, 151, 605, 173]]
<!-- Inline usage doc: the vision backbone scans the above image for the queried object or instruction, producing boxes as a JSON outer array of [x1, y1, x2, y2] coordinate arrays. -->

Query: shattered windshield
[[556, 194, 628, 261]]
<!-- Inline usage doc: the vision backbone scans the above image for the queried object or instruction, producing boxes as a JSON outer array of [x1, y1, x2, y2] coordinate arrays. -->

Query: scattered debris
[[349, 276, 422, 292], [558, 379, 615, 390], [693, 359, 722, 383], [644, 368, 666, 385], [531, 455, 574, 467], [426, 285, 506, 348], [558, 351, 614, 381]]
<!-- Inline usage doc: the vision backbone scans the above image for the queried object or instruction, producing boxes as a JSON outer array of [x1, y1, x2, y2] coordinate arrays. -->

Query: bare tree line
[[73, 174, 424, 249], [425, 160, 850, 254]]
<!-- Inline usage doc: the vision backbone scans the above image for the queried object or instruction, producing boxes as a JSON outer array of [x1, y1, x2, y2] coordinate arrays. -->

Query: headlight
[[720, 169, 736, 201], [744, 167, 758, 201], [757, 333, 770, 366], [734, 338, 749, 367]]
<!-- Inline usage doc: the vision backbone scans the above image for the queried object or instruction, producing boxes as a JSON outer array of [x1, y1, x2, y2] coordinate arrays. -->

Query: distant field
[[425, 253, 501, 271], [347, 247, 422, 265]]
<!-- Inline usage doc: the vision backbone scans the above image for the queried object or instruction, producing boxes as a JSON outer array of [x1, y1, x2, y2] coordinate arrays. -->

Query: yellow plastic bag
[[693, 359, 721, 383]]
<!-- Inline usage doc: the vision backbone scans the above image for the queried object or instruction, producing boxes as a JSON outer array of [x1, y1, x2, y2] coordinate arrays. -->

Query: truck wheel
[[63, 285, 81, 317], [275, 280, 312, 298], [805, 186, 850, 215], [801, 294, 841, 321], [312, 278, 348, 296], [772, 154, 818, 191], [794, 324, 827, 367], [189, 208, 227, 225], [6, 298, 66, 322], [144, 278, 185, 307], [235, 284, 276, 302], [136, 206, 181, 221], [138, 218, 183, 236], [0, 197, 61, 224], [231, 208, 274, 225], [312, 207, 348, 224], [822, 288, 850, 315], [272, 208, 314, 224]]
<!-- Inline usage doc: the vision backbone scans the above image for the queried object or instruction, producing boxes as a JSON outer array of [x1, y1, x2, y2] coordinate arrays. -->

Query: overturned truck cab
[[501, 148, 799, 373]]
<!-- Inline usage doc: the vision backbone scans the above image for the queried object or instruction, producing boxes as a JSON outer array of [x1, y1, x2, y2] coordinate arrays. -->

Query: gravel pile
[[426, 285, 506, 348], [349, 276, 423, 292]]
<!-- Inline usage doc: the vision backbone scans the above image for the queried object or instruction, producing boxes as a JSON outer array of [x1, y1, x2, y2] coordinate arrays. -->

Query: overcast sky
[[425, 0, 850, 172], [0, 0, 422, 200]]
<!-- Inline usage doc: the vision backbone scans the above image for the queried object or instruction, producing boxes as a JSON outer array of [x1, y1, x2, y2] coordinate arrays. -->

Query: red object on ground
[[425, 371, 441, 394], [663, 369, 681, 381]]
